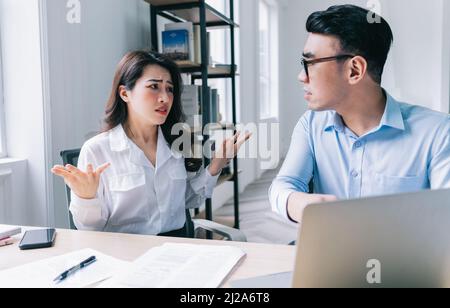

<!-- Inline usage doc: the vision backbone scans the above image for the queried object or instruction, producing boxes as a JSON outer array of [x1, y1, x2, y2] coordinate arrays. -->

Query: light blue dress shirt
[[270, 92, 450, 220]]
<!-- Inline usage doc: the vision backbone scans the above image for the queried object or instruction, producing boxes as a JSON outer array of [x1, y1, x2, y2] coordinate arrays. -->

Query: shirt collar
[[109, 124, 129, 152], [378, 92, 405, 131], [324, 112, 345, 132], [109, 124, 183, 166], [156, 126, 183, 168], [324, 91, 405, 132]]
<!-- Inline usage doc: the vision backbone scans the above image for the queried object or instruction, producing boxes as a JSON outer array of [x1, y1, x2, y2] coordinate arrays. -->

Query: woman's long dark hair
[[104, 50, 202, 172]]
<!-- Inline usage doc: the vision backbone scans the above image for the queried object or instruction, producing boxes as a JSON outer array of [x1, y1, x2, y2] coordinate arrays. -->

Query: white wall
[[236, 0, 259, 189], [0, 159, 27, 225], [383, 0, 448, 112], [442, 0, 450, 113], [0, 0, 49, 226], [44, 0, 151, 227], [279, 0, 450, 156]]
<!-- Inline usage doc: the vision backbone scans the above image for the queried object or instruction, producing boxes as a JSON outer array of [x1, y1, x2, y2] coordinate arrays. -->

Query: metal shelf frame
[[149, 0, 240, 234]]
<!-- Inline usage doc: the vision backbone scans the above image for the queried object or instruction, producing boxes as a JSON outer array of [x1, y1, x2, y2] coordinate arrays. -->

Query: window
[[0, 32, 6, 158], [202, 0, 238, 124], [206, 0, 228, 14], [259, 0, 279, 120]]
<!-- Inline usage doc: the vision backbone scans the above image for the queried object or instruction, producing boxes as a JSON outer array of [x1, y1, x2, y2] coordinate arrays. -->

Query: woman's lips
[[156, 108, 168, 116]]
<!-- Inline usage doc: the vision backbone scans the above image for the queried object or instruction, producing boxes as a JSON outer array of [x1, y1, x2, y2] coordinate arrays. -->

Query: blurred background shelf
[[174, 62, 238, 78], [145, 0, 238, 27]]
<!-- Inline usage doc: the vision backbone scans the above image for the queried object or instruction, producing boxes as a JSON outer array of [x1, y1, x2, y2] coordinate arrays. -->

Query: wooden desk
[[0, 226, 296, 287]]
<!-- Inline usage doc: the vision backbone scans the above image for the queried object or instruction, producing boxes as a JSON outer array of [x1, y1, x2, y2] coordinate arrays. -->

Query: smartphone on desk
[[19, 229, 56, 250]]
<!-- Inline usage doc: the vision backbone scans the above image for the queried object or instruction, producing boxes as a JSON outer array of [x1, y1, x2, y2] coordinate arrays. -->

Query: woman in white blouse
[[51, 51, 250, 236]]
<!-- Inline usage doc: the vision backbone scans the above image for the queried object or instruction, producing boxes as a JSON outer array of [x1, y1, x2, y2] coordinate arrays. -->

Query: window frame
[[258, 0, 279, 121], [204, 0, 234, 124]]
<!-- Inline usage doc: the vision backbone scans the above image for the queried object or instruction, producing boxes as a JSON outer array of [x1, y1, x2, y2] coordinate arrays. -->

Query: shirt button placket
[[348, 140, 364, 198]]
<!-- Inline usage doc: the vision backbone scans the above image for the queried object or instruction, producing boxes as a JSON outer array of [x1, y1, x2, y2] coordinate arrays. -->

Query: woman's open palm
[[51, 163, 110, 200]]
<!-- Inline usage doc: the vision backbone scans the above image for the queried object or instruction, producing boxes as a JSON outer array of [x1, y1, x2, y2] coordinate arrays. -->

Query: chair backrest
[[59, 148, 195, 237], [60, 149, 81, 230], [308, 180, 314, 194], [184, 210, 195, 238]]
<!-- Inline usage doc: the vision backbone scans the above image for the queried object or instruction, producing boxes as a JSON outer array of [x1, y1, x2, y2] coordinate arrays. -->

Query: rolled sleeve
[[185, 166, 220, 209], [70, 194, 104, 228], [189, 166, 220, 198], [269, 182, 297, 221], [269, 112, 314, 220]]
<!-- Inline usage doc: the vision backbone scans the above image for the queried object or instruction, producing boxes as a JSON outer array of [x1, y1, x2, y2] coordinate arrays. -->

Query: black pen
[[53, 256, 97, 283]]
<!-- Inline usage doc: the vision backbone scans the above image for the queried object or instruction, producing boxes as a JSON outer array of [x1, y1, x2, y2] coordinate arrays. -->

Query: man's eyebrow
[[146, 79, 174, 85], [302, 52, 314, 59]]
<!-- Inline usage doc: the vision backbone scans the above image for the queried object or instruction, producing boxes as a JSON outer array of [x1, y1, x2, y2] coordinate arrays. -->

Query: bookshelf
[[145, 0, 241, 231], [145, 0, 238, 27]]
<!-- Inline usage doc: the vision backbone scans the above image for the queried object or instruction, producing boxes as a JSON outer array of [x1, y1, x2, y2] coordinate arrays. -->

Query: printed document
[[100, 243, 246, 288]]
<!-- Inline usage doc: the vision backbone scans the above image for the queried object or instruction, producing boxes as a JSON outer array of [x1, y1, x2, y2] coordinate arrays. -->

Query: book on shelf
[[181, 85, 201, 130], [181, 85, 224, 134], [162, 29, 190, 61], [206, 31, 211, 65], [210, 88, 219, 124], [162, 22, 211, 66], [212, 63, 238, 73], [165, 22, 196, 63], [194, 25, 201, 64]]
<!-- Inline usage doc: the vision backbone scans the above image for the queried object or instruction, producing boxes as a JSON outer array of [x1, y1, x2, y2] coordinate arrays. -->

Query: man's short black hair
[[306, 5, 393, 84]]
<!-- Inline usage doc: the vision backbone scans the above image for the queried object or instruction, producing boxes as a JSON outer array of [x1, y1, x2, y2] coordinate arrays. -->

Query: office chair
[[308, 180, 314, 194], [60, 149, 246, 242]]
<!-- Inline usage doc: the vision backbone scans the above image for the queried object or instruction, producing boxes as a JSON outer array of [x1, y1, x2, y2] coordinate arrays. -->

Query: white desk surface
[[0, 225, 296, 287]]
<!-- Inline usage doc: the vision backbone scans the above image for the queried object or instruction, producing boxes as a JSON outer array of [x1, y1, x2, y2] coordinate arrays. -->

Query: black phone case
[[19, 230, 56, 250]]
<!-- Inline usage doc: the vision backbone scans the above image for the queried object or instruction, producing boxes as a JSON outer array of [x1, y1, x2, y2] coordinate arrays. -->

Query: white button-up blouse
[[69, 124, 220, 235]]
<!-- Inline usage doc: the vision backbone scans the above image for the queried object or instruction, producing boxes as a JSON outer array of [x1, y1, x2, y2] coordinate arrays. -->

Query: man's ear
[[348, 56, 367, 85], [119, 85, 130, 103]]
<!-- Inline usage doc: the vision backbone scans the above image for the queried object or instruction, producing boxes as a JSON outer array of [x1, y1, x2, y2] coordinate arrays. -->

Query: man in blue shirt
[[269, 5, 450, 223]]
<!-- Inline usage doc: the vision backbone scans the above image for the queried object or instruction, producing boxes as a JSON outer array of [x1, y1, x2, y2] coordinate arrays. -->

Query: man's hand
[[287, 192, 338, 223]]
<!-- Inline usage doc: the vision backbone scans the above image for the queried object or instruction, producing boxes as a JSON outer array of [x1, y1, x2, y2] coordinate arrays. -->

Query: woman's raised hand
[[51, 163, 111, 200], [209, 131, 252, 176]]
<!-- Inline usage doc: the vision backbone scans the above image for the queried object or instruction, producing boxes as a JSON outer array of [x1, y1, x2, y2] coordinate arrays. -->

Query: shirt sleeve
[[185, 165, 221, 209], [69, 144, 108, 231], [269, 112, 315, 220], [429, 116, 450, 189]]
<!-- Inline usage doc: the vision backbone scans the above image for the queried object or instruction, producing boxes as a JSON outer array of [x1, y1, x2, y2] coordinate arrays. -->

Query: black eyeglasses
[[301, 54, 355, 79]]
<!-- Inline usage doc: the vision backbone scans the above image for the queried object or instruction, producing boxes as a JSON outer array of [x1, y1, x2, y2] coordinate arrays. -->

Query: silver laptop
[[292, 189, 450, 288]]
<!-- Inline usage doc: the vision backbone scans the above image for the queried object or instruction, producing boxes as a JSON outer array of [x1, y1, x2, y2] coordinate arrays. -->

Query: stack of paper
[[0, 249, 130, 288], [100, 243, 246, 288]]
